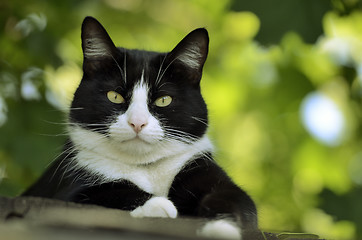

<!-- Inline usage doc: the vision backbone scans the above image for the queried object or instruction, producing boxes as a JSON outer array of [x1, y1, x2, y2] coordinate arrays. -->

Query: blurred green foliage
[[1, 0, 362, 239]]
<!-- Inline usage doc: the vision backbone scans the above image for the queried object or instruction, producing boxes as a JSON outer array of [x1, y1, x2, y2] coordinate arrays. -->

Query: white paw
[[198, 219, 242, 240], [130, 197, 178, 218]]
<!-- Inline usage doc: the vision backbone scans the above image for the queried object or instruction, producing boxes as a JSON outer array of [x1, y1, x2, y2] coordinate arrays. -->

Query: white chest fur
[[70, 126, 213, 196]]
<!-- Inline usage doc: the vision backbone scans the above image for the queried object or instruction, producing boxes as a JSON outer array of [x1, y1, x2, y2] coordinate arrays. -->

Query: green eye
[[107, 91, 125, 104], [154, 96, 172, 107]]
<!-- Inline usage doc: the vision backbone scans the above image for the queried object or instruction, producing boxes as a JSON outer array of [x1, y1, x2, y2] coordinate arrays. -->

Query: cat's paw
[[130, 196, 178, 218], [198, 219, 242, 240]]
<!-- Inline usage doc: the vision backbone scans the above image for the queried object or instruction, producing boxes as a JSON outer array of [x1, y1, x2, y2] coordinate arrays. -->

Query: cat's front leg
[[196, 189, 257, 240], [130, 196, 178, 218]]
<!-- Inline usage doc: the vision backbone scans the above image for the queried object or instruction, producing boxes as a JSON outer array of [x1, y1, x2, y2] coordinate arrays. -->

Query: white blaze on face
[[126, 80, 150, 134]]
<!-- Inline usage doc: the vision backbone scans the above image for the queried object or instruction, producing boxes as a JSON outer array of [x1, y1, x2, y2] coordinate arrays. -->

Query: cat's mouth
[[122, 135, 152, 145]]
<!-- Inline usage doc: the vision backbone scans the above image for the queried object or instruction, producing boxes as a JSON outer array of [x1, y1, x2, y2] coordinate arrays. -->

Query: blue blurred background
[[1, 0, 362, 239]]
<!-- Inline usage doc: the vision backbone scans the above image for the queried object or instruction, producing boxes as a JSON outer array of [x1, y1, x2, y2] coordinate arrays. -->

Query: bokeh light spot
[[301, 92, 345, 146]]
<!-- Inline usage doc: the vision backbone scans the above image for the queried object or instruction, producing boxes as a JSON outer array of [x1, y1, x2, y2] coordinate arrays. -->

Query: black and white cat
[[23, 17, 258, 239]]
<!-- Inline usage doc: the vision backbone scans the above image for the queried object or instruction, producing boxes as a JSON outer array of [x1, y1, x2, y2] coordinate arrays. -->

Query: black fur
[[23, 16, 258, 233]]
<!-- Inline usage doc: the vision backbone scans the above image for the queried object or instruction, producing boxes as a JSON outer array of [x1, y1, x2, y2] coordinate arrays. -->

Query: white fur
[[198, 219, 242, 240], [71, 132, 212, 196], [69, 78, 213, 196], [130, 196, 177, 218], [178, 45, 202, 69], [84, 37, 111, 58]]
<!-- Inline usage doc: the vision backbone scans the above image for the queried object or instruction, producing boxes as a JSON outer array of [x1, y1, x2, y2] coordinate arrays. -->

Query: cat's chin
[[114, 137, 157, 156], [123, 136, 150, 144]]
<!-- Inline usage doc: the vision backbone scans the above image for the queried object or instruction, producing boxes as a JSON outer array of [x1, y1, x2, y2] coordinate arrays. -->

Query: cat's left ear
[[167, 28, 209, 84]]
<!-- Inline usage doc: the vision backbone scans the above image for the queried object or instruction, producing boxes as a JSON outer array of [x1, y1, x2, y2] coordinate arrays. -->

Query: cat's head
[[69, 17, 211, 165]]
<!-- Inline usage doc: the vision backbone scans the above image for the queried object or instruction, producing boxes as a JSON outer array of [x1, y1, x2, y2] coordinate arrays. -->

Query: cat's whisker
[[155, 54, 168, 86], [164, 127, 200, 141], [49, 145, 78, 183], [164, 130, 197, 139], [154, 136, 211, 162], [39, 132, 70, 137], [190, 116, 208, 126], [157, 55, 182, 86], [79, 131, 110, 143], [42, 120, 72, 126], [163, 135, 196, 146], [111, 54, 125, 82], [68, 107, 85, 111], [156, 82, 168, 90], [123, 49, 127, 85], [79, 123, 111, 128], [165, 131, 198, 140], [70, 123, 112, 134], [60, 155, 83, 186], [163, 130, 192, 139]]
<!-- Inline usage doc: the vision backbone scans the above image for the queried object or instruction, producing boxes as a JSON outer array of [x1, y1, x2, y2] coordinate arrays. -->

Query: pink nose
[[128, 120, 147, 133]]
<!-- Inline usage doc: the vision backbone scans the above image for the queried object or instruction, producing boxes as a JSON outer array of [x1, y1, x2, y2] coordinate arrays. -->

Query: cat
[[22, 16, 258, 239]]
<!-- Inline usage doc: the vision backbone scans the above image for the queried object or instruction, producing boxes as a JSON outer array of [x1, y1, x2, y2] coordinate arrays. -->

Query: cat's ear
[[81, 17, 117, 62], [167, 28, 209, 84]]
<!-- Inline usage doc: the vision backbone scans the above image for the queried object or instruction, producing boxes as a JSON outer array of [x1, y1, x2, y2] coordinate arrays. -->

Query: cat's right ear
[[81, 17, 117, 70]]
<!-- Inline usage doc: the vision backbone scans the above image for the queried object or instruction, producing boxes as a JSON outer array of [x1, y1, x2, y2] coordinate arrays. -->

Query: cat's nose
[[128, 119, 148, 133]]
